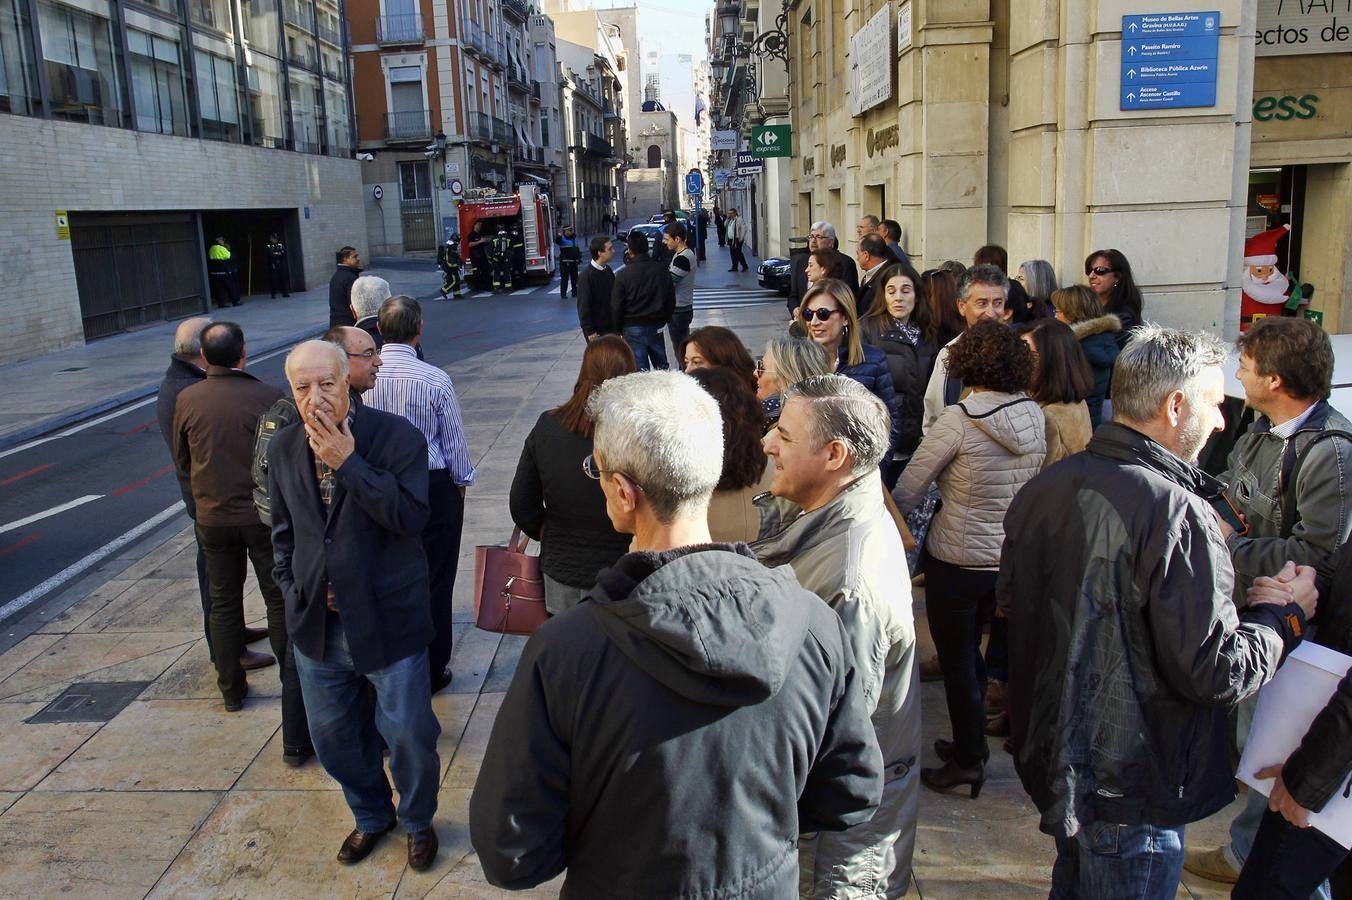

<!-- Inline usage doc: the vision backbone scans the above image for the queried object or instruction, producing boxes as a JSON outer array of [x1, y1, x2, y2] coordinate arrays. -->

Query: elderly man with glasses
[[791, 222, 860, 316]]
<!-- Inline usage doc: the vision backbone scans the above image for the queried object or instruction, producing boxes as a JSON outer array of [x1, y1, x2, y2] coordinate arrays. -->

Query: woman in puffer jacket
[[893, 319, 1046, 799], [1052, 285, 1121, 428], [799, 278, 903, 484]]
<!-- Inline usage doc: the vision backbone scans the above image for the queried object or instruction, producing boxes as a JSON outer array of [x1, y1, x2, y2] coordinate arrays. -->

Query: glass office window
[[189, 0, 231, 37], [285, 28, 315, 71], [287, 67, 320, 153], [241, 0, 277, 53], [323, 76, 347, 156], [126, 0, 180, 22], [194, 34, 239, 141], [128, 26, 188, 135], [0, 0, 40, 115], [38, 0, 123, 126], [245, 49, 284, 147]]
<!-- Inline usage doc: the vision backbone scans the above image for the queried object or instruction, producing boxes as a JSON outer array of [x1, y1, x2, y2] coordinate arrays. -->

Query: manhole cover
[[27, 681, 149, 723]]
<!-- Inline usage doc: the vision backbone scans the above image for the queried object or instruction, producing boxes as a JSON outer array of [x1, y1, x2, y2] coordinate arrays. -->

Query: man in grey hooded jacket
[[470, 370, 884, 898], [754, 374, 920, 899]]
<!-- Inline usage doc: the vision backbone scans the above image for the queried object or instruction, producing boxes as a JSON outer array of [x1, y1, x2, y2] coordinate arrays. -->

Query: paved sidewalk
[[0, 284, 1241, 898], [0, 258, 440, 451]]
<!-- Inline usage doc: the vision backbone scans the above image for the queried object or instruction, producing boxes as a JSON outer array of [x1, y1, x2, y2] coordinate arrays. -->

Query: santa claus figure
[[1240, 223, 1291, 331]]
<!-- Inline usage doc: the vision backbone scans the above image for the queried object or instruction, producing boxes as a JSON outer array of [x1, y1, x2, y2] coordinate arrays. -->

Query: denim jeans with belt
[[622, 324, 669, 371], [1050, 822, 1185, 900], [294, 617, 441, 833]]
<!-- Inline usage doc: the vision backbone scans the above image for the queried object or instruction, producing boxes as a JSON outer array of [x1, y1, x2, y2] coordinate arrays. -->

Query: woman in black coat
[[860, 261, 937, 469], [509, 336, 636, 613]]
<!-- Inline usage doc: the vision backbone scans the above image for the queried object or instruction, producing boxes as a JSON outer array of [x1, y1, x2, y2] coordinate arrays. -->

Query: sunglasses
[[754, 356, 765, 375], [1087, 266, 1115, 277], [802, 307, 840, 322]]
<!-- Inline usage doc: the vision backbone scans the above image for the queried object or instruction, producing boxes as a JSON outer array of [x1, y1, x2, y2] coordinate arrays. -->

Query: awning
[[520, 172, 548, 186]]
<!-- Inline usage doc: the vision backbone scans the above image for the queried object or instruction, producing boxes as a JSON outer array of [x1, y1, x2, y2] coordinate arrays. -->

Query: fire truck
[[456, 184, 556, 284]]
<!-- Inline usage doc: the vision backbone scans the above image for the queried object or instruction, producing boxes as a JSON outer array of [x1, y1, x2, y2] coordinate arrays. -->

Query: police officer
[[555, 226, 581, 300], [207, 237, 239, 307], [488, 226, 513, 291], [437, 234, 464, 300], [265, 233, 290, 298]]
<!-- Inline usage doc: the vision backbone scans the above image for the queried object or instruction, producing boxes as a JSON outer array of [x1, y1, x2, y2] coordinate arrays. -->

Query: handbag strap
[[510, 526, 531, 553]]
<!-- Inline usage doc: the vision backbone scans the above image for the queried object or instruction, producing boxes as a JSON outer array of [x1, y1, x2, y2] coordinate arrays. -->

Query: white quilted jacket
[[893, 391, 1046, 568]]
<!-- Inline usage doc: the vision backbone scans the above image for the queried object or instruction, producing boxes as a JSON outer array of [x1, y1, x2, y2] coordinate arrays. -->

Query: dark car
[[758, 256, 792, 295], [626, 223, 666, 257]]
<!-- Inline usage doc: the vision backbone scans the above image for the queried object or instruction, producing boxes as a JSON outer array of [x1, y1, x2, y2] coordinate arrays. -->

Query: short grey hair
[[173, 316, 212, 356], [1111, 323, 1227, 424], [350, 276, 392, 319], [586, 371, 724, 523], [783, 374, 889, 473], [764, 335, 831, 389], [284, 339, 348, 382], [958, 263, 1009, 300], [809, 221, 837, 240], [1018, 259, 1058, 300]]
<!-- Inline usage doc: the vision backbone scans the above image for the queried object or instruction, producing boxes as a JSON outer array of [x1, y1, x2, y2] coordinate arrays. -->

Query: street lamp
[[720, 0, 789, 68]]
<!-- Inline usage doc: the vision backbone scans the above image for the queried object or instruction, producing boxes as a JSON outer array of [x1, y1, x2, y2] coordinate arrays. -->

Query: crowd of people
[[154, 220, 1352, 899]]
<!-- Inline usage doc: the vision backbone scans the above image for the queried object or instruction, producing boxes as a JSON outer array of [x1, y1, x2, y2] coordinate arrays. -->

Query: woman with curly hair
[[680, 325, 757, 393], [893, 319, 1046, 798], [688, 366, 773, 542]]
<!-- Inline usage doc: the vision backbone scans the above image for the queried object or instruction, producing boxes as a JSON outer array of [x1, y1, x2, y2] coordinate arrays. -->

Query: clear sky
[[591, 0, 712, 61]]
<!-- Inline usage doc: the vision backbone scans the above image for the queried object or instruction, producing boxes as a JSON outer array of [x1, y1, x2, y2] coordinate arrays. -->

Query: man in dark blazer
[[790, 221, 859, 317], [268, 339, 441, 872]]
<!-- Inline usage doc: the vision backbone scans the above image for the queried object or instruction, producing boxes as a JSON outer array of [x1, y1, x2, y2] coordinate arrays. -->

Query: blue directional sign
[[1120, 11, 1219, 111]]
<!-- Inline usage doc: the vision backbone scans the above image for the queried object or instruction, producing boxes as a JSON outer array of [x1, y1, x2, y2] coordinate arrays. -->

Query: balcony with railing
[[529, 80, 541, 103], [283, 0, 312, 30], [514, 143, 544, 165], [468, 110, 505, 143], [377, 13, 424, 45], [602, 99, 619, 120], [462, 21, 486, 56], [507, 65, 530, 93], [317, 20, 342, 46], [384, 109, 431, 141], [585, 131, 612, 156], [486, 38, 506, 69], [501, 0, 528, 21], [492, 116, 510, 142]]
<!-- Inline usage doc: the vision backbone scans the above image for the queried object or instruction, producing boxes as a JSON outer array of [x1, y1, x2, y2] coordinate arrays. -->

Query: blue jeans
[[1234, 809, 1349, 900], [294, 619, 441, 833], [623, 324, 669, 371], [1050, 822, 1184, 900]]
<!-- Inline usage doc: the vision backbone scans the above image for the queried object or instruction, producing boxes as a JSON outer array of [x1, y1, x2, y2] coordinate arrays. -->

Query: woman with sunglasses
[[1083, 248, 1143, 347], [509, 335, 637, 614], [797, 278, 903, 483], [861, 261, 937, 473]]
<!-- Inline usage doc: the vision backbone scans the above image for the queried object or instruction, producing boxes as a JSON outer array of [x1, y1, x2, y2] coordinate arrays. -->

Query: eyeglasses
[[1087, 266, 1115, 277], [346, 349, 380, 360], [802, 307, 839, 322], [754, 356, 765, 375], [582, 454, 645, 492]]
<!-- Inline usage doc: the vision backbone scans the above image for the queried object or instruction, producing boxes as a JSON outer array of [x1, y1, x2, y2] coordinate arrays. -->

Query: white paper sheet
[[1238, 641, 1352, 849]]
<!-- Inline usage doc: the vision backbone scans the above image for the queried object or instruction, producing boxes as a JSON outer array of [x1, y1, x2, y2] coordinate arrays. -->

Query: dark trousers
[[282, 640, 311, 751], [559, 260, 579, 298], [490, 258, 512, 289], [267, 266, 289, 297], [668, 307, 693, 358], [424, 471, 465, 686], [923, 555, 997, 766], [195, 536, 213, 661], [729, 239, 748, 271], [1235, 809, 1350, 900], [196, 521, 288, 703], [209, 273, 232, 307], [439, 266, 461, 297]]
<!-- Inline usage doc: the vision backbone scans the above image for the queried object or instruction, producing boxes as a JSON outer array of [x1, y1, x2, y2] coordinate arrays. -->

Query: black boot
[[921, 759, 986, 799]]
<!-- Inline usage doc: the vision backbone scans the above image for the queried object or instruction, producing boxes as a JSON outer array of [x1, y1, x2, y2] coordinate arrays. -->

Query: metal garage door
[[70, 212, 207, 340]]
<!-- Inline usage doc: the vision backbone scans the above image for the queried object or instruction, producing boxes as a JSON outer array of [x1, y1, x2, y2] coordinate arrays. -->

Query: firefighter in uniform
[[488, 226, 514, 291], [265, 233, 290, 298], [509, 224, 526, 287], [437, 234, 464, 299], [467, 221, 492, 291]]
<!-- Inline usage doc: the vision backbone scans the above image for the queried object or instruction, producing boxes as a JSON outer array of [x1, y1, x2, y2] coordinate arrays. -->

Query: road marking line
[[110, 463, 175, 497], [0, 494, 102, 535], [511, 288, 533, 295], [0, 501, 184, 622], [0, 463, 53, 487]]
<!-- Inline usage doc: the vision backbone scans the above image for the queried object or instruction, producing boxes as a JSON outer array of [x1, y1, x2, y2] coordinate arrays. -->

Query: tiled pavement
[[0, 280, 1246, 898]]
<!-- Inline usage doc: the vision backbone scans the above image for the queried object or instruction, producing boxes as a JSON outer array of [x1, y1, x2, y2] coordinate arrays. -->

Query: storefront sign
[[830, 144, 847, 168], [849, 5, 892, 117], [1253, 93, 1319, 121], [1257, 0, 1352, 56], [711, 129, 738, 151], [897, 2, 913, 54], [735, 150, 765, 175], [750, 125, 792, 158], [728, 176, 751, 190], [867, 124, 899, 158], [1120, 12, 1219, 110]]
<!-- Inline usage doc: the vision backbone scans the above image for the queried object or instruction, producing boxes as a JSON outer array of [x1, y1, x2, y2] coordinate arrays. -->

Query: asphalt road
[[0, 281, 585, 630]]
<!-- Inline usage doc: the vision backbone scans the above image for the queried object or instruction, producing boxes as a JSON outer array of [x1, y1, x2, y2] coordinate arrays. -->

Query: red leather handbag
[[473, 527, 547, 635]]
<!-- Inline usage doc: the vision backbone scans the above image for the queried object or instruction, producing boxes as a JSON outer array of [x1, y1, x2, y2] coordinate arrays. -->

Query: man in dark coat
[[576, 235, 617, 339], [173, 322, 288, 709], [328, 246, 362, 327], [790, 222, 859, 316], [998, 324, 1314, 899], [470, 370, 883, 897], [269, 339, 441, 872], [610, 231, 675, 370]]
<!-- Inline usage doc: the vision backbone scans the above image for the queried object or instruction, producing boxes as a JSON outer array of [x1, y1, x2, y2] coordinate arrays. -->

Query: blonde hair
[[1051, 285, 1104, 324], [798, 278, 864, 367]]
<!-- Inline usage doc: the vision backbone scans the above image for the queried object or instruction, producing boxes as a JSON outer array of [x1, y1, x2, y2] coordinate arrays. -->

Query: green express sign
[[1253, 92, 1319, 121], [750, 125, 792, 158]]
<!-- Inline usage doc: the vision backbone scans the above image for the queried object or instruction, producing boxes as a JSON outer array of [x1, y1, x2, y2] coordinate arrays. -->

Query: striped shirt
[[365, 343, 475, 485]]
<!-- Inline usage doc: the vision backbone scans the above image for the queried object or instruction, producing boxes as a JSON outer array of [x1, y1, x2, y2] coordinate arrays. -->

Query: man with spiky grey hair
[[471, 370, 883, 898]]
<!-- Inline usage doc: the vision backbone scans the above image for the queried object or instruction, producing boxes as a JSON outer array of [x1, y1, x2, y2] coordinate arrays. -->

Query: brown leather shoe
[[240, 649, 276, 671], [242, 625, 269, 644], [336, 822, 395, 864], [407, 827, 438, 871]]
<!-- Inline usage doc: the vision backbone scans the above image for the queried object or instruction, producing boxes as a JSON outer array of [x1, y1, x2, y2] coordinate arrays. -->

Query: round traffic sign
[[449, 179, 464, 196], [372, 184, 384, 200]]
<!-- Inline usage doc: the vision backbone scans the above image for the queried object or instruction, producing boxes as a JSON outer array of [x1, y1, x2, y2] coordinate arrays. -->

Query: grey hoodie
[[895, 391, 1046, 568], [470, 543, 884, 899]]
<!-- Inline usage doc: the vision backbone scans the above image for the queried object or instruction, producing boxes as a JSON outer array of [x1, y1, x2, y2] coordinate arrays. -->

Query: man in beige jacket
[[753, 374, 919, 899]]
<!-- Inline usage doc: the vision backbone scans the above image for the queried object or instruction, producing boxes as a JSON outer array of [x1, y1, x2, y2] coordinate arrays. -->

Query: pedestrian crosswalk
[[691, 287, 785, 310]]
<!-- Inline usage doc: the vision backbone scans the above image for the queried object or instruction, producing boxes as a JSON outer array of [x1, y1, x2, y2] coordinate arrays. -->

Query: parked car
[[648, 210, 691, 224], [758, 256, 793, 295], [626, 222, 665, 252]]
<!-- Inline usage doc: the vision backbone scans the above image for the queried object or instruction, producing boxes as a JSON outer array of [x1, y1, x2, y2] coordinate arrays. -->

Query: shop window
[[0, 0, 41, 116], [38, 0, 123, 126], [129, 27, 188, 136]]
